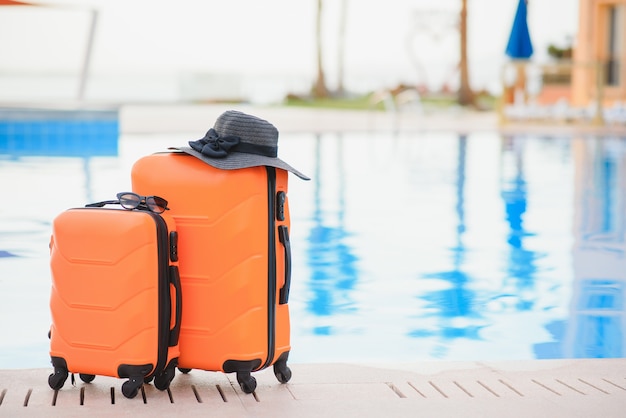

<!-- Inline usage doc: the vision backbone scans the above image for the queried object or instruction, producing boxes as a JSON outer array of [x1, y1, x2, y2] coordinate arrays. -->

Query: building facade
[[573, 0, 626, 106]]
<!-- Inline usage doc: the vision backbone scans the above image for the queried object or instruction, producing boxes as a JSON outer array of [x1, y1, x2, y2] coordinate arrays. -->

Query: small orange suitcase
[[48, 203, 182, 398], [131, 152, 292, 393]]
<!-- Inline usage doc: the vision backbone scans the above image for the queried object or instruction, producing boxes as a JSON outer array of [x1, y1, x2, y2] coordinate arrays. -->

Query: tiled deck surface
[[2, 359, 626, 417]]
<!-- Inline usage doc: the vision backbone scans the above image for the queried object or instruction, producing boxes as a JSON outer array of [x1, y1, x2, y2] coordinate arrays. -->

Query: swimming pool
[[1, 127, 625, 369]]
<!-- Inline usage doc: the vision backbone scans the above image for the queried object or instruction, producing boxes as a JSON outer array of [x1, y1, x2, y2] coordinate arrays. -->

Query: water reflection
[[306, 134, 359, 335], [499, 135, 540, 310], [414, 135, 485, 356], [536, 136, 626, 359], [300, 131, 626, 362]]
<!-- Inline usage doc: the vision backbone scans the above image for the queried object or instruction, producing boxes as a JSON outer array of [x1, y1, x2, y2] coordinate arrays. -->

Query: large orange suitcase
[[131, 151, 292, 393], [48, 203, 182, 398]]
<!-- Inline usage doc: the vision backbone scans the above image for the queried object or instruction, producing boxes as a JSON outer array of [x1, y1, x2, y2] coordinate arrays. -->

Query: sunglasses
[[86, 192, 169, 214]]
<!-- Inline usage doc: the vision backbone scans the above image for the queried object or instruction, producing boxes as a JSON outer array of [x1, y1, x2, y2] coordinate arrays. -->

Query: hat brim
[[172, 146, 310, 181]]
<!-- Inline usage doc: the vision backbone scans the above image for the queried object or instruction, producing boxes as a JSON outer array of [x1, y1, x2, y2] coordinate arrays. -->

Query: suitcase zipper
[[261, 166, 278, 370], [148, 211, 172, 377]]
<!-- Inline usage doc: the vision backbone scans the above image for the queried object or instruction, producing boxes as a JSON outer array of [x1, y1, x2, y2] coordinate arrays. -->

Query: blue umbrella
[[505, 0, 533, 59]]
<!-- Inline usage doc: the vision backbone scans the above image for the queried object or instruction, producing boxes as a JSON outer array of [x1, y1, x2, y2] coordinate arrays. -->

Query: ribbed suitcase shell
[[48, 207, 181, 398], [131, 152, 291, 392]]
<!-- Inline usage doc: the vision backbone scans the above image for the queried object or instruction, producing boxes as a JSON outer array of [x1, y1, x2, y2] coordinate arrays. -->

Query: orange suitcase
[[48, 200, 182, 398], [131, 152, 293, 393]]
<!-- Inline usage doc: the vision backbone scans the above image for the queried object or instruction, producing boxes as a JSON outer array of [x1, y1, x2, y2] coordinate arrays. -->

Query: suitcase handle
[[278, 225, 291, 305], [169, 265, 182, 346]]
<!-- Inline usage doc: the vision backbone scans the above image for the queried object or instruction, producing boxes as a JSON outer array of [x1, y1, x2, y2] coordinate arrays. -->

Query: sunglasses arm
[[85, 200, 120, 208]]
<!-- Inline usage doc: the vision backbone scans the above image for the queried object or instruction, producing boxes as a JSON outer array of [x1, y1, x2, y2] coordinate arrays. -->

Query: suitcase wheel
[[79, 374, 95, 383], [236, 372, 257, 394], [121, 376, 143, 399], [154, 366, 176, 391], [178, 367, 191, 374], [273, 361, 292, 384], [48, 368, 68, 390]]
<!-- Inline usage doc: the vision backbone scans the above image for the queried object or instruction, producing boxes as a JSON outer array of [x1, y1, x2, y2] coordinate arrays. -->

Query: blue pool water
[[1, 124, 625, 369]]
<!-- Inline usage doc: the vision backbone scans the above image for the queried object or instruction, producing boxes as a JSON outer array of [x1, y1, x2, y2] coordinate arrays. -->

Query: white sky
[[0, 0, 579, 93]]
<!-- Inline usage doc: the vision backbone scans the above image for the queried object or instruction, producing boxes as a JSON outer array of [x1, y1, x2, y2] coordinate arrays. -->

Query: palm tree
[[336, 0, 348, 96], [313, 0, 330, 98], [458, 0, 475, 106]]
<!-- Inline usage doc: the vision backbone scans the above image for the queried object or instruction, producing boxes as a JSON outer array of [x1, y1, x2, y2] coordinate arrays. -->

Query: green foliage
[[283, 91, 497, 111], [547, 44, 573, 60], [283, 94, 384, 110]]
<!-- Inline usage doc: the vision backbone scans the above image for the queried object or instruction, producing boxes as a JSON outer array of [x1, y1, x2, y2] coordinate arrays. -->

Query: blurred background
[[2, 0, 626, 368], [0, 0, 581, 108]]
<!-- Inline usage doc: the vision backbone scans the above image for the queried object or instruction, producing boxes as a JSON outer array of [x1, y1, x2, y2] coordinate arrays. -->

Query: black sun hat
[[175, 110, 310, 180]]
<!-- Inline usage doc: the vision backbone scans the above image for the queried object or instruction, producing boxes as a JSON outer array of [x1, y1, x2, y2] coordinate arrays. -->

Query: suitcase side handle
[[169, 231, 179, 262], [278, 225, 291, 305], [169, 265, 182, 346]]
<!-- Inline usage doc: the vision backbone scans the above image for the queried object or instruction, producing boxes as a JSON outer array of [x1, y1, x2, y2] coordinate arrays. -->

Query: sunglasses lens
[[147, 196, 168, 213], [118, 193, 141, 210]]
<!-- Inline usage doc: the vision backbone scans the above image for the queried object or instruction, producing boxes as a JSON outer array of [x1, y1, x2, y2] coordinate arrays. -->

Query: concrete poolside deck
[[117, 102, 626, 135], [4, 100, 626, 135], [2, 359, 626, 417]]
